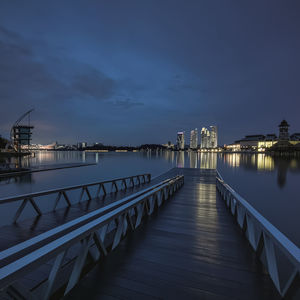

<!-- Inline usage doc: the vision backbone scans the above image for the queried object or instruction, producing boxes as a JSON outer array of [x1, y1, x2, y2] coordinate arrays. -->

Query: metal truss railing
[[0, 177, 173, 267], [0, 173, 151, 223], [216, 171, 300, 298], [0, 175, 184, 299]]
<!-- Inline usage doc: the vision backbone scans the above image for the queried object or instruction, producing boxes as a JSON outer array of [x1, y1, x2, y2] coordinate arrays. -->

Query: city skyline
[[1, 1, 300, 146]]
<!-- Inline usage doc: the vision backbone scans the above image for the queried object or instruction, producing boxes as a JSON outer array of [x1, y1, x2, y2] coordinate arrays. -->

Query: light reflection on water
[[0, 150, 299, 247]]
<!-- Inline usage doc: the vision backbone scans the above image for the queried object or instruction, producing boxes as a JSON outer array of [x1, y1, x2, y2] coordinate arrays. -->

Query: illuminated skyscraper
[[190, 128, 198, 149], [210, 126, 218, 148], [201, 127, 210, 148], [177, 132, 185, 150], [201, 126, 218, 148]]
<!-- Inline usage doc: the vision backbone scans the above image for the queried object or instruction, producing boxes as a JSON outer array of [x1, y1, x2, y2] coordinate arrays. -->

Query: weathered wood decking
[[64, 168, 280, 299]]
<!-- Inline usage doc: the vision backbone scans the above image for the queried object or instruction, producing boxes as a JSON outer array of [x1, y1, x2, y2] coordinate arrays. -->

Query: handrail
[[0, 177, 172, 266], [216, 171, 300, 297], [0, 173, 151, 223], [0, 175, 184, 299], [0, 174, 151, 204]]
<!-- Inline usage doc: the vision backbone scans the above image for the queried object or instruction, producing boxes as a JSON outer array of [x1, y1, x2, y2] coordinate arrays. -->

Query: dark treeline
[[0, 136, 9, 149], [85, 144, 167, 151]]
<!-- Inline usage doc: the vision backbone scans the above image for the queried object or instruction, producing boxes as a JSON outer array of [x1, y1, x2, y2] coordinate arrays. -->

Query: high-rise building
[[77, 142, 87, 149], [200, 126, 218, 148], [177, 132, 185, 150], [201, 127, 210, 148], [210, 126, 218, 148], [190, 128, 198, 149]]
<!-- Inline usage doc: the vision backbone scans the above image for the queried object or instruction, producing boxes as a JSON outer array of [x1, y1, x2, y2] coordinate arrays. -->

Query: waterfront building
[[190, 128, 198, 150], [12, 125, 33, 152], [225, 142, 241, 151], [290, 133, 300, 141], [11, 110, 34, 152], [77, 142, 87, 149], [200, 126, 218, 148], [210, 126, 218, 148], [278, 120, 290, 141], [162, 141, 175, 149], [258, 134, 277, 149], [227, 120, 300, 151], [177, 132, 185, 150], [239, 135, 264, 150], [200, 127, 210, 148]]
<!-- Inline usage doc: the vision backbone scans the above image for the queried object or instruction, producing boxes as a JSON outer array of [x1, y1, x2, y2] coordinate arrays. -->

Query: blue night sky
[[0, 1, 300, 146]]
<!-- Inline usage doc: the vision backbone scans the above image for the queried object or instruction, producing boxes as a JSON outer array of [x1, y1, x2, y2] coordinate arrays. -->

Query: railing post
[[101, 184, 106, 195], [43, 250, 67, 300], [263, 233, 281, 291], [64, 234, 93, 295], [112, 215, 125, 249], [13, 198, 28, 223], [111, 181, 118, 193], [28, 197, 42, 216], [93, 231, 107, 257], [62, 191, 71, 207], [85, 187, 92, 201], [122, 179, 127, 190], [53, 192, 62, 211]]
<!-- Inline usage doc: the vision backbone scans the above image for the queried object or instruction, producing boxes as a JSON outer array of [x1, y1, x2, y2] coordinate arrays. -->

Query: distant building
[[228, 120, 300, 151], [278, 120, 290, 141], [177, 132, 185, 150], [190, 128, 198, 150], [225, 142, 241, 151], [162, 141, 174, 149], [210, 126, 218, 148], [12, 125, 33, 152], [290, 133, 300, 141], [240, 135, 265, 149], [77, 142, 87, 149], [200, 127, 210, 148], [200, 126, 218, 148], [258, 134, 277, 149]]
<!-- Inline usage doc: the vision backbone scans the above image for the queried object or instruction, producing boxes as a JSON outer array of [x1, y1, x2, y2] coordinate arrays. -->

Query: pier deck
[[65, 168, 280, 300]]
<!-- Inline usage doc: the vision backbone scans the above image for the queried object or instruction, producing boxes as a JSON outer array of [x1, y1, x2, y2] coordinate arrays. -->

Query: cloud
[[72, 68, 115, 100], [0, 25, 117, 109], [0, 25, 123, 143], [114, 98, 144, 109]]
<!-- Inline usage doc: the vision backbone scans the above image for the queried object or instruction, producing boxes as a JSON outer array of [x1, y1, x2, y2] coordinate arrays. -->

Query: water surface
[[0, 151, 299, 247]]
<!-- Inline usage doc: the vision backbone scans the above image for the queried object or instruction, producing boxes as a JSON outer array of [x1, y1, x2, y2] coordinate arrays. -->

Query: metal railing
[[0, 175, 184, 299], [216, 171, 300, 298], [0, 177, 173, 267], [0, 173, 151, 223]]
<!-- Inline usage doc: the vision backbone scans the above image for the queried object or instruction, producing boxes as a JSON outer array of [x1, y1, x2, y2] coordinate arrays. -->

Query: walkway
[[64, 168, 280, 300]]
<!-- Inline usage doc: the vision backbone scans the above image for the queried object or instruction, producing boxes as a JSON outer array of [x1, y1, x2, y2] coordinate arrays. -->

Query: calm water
[[1, 151, 299, 247]]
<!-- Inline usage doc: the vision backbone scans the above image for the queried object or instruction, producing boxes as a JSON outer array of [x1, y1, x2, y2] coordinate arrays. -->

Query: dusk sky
[[1, 1, 300, 146]]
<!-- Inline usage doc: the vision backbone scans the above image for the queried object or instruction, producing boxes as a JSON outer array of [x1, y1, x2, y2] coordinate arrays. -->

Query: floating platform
[[0, 162, 95, 178]]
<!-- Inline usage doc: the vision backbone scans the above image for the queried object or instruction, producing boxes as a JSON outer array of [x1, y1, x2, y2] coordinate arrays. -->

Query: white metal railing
[[216, 171, 300, 298], [0, 177, 173, 267], [0, 175, 184, 299], [0, 173, 151, 223]]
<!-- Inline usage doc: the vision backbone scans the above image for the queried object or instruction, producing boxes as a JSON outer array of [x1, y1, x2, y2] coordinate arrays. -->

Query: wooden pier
[[0, 168, 298, 299], [65, 168, 281, 299]]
